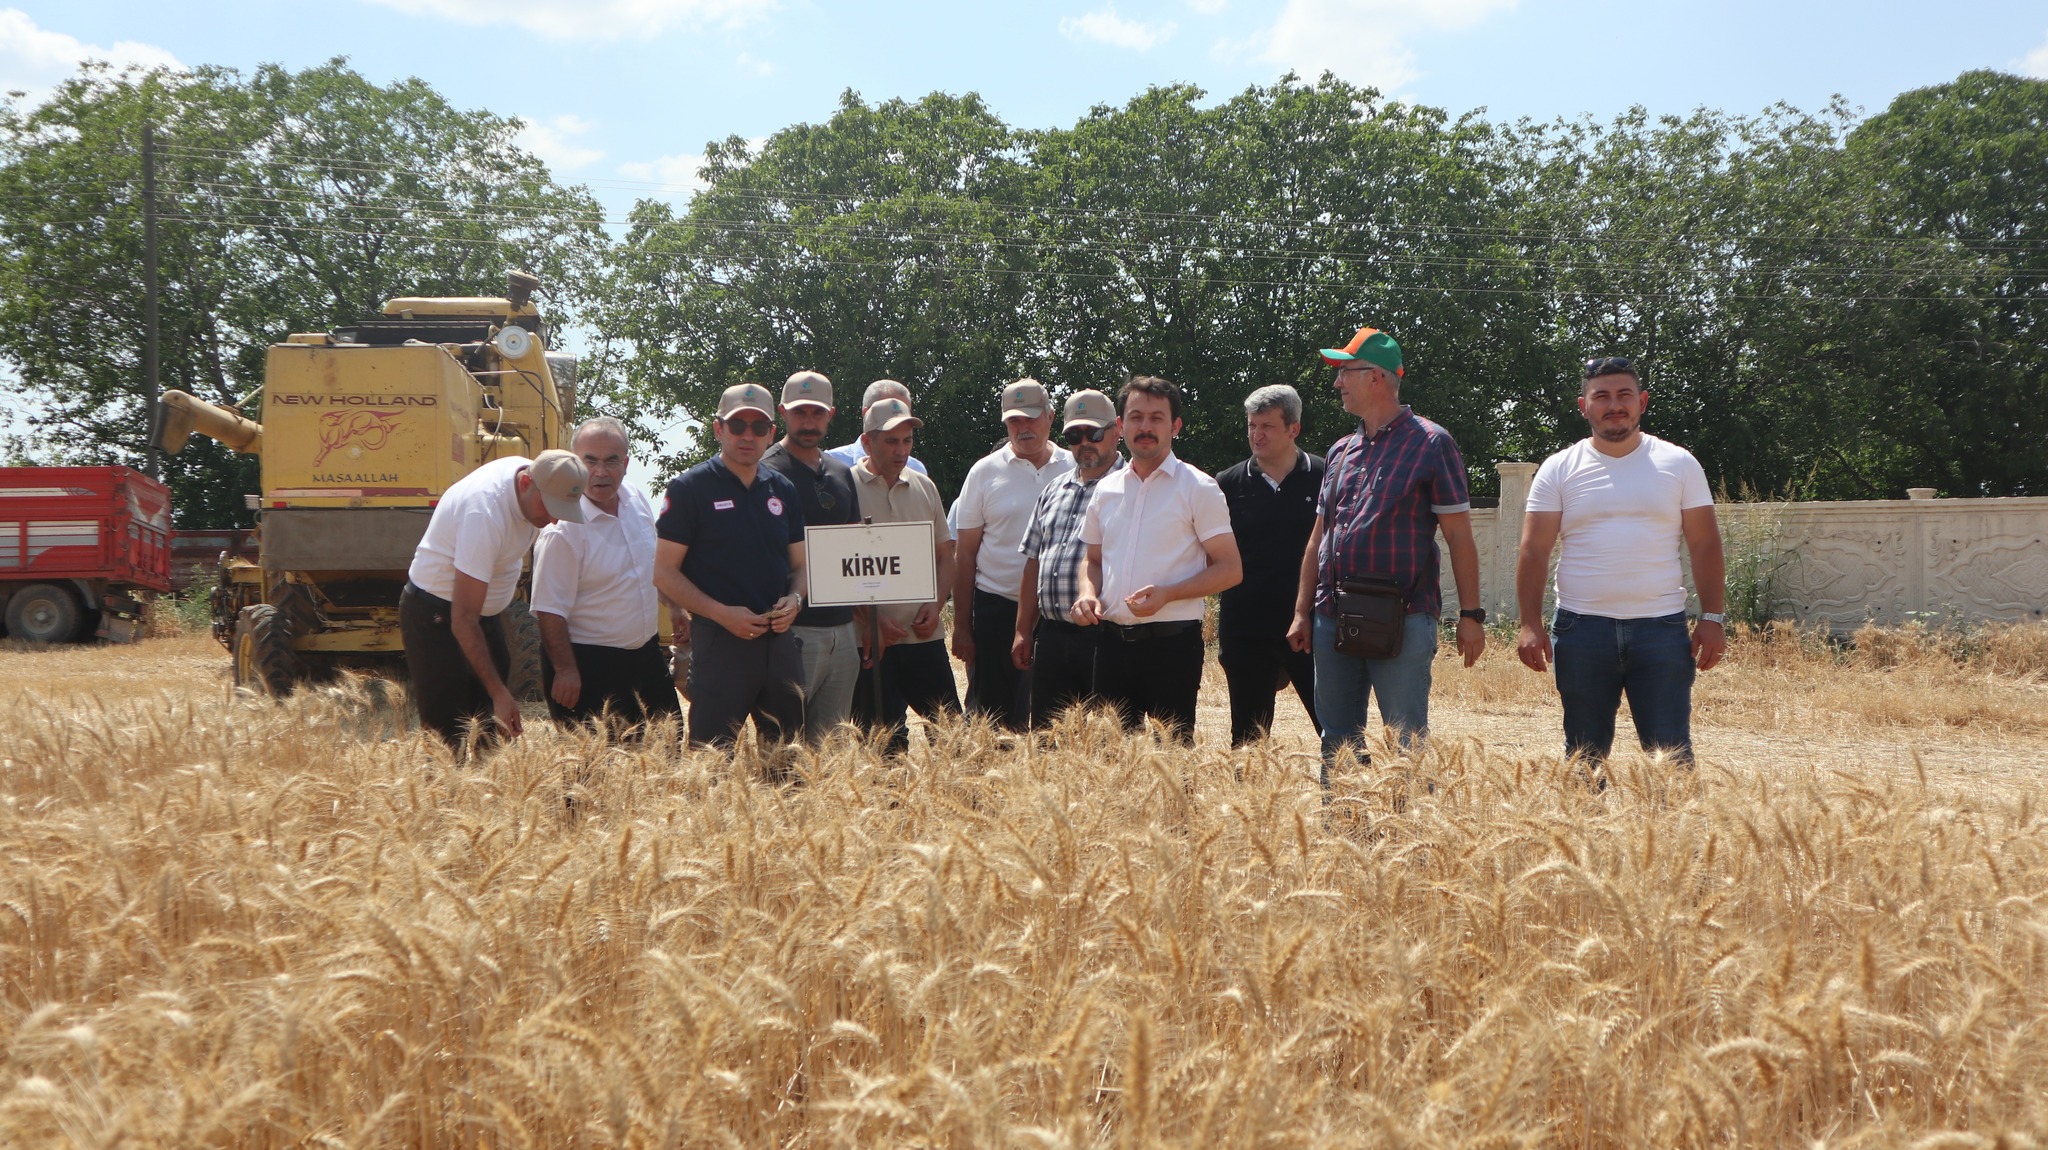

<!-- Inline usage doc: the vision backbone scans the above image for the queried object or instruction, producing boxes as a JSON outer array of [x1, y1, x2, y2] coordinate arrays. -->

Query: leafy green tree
[[0, 59, 607, 526], [597, 91, 1033, 493]]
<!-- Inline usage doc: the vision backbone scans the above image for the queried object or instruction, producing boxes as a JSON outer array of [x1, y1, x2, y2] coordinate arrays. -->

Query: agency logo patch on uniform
[[713, 499, 735, 510], [767, 496, 785, 516]]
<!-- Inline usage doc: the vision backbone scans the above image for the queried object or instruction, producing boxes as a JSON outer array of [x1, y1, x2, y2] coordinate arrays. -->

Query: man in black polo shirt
[[761, 370, 861, 743], [654, 383, 808, 750], [1216, 385, 1324, 746]]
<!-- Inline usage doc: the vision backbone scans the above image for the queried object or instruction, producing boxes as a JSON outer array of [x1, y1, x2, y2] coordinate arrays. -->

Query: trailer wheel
[[4, 583, 83, 644], [502, 598, 545, 703], [233, 604, 301, 696]]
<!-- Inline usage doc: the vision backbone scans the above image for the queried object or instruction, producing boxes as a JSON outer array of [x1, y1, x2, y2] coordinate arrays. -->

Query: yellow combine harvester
[[157, 271, 575, 695]]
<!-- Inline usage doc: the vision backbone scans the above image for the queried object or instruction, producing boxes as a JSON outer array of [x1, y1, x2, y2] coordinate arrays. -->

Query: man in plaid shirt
[[1287, 326, 1486, 773], [1014, 389, 1123, 728]]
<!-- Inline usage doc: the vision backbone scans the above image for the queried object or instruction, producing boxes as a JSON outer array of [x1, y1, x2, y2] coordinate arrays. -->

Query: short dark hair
[[1582, 356, 1641, 385], [1117, 375, 1182, 421]]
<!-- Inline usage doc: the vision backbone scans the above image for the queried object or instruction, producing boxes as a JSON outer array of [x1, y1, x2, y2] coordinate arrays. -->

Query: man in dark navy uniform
[[654, 383, 808, 750]]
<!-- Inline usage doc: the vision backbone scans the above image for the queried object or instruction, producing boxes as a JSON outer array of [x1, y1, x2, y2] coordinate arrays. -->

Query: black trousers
[[542, 635, 683, 733], [400, 582, 511, 748], [1218, 633, 1320, 746], [686, 619, 804, 749], [1029, 618, 1101, 728], [852, 639, 962, 754], [1092, 623, 1205, 744], [968, 589, 1030, 731]]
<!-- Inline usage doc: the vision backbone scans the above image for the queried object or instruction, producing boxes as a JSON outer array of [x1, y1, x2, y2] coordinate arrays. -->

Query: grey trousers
[[792, 621, 859, 742]]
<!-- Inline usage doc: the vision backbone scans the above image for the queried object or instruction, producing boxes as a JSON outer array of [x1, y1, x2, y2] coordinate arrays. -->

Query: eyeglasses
[[721, 417, 775, 437], [1582, 357, 1638, 381], [1064, 425, 1110, 445]]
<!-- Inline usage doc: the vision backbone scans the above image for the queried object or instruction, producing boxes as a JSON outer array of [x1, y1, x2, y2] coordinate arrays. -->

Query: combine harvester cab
[[158, 271, 576, 696]]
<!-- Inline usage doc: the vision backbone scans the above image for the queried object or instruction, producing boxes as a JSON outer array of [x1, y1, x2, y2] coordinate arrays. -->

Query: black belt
[[1101, 619, 1200, 642], [1037, 616, 1092, 635]]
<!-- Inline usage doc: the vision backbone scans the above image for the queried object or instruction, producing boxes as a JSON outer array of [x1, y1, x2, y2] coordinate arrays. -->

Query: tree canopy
[[3, 64, 2041, 525]]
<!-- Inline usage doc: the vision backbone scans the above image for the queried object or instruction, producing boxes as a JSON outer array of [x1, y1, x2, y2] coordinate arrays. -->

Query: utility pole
[[142, 122, 161, 480]]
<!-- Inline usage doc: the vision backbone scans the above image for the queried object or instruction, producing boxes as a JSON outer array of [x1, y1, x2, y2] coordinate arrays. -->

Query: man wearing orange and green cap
[[1286, 326, 1486, 779]]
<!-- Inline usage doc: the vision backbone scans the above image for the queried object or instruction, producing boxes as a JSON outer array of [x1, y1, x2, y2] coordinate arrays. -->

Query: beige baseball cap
[[716, 383, 776, 421], [527, 449, 589, 523], [863, 397, 922, 433], [1000, 379, 1050, 420], [1062, 389, 1114, 430], [781, 370, 833, 411]]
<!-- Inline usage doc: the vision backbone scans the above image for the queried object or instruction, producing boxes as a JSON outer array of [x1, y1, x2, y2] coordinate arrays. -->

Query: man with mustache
[[952, 379, 1074, 732], [761, 370, 863, 742], [849, 397, 959, 754], [1013, 389, 1122, 728], [532, 417, 681, 734], [1072, 375, 1241, 743], [1287, 326, 1486, 780], [1515, 356, 1726, 768]]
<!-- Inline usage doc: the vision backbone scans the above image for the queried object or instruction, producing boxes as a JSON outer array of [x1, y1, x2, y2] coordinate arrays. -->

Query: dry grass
[[3, 626, 2048, 1147]]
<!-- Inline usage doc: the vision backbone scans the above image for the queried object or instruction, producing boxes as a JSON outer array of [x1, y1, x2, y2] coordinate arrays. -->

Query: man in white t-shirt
[[1072, 375, 1241, 743], [1515, 356, 1727, 766], [403, 449, 590, 746], [532, 418, 680, 734], [952, 379, 1074, 731]]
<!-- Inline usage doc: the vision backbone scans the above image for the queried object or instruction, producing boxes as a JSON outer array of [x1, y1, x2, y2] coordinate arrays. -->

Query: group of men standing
[[401, 324, 1728, 774]]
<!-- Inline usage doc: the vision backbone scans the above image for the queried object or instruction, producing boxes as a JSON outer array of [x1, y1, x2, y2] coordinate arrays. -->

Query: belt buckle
[[1115, 621, 1143, 642]]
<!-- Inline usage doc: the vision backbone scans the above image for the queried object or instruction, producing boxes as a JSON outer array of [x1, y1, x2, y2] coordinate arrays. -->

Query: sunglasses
[[1064, 425, 1111, 445], [721, 417, 775, 437], [815, 478, 837, 511], [1582, 356, 1638, 381]]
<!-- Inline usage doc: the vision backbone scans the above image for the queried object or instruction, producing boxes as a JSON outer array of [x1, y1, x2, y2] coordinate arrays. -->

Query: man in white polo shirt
[[1516, 356, 1727, 767], [403, 449, 590, 746], [952, 378, 1073, 731], [1072, 375, 1241, 743], [531, 417, 680, 734]]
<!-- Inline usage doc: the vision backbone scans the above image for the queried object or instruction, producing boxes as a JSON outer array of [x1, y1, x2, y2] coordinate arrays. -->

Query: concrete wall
[[1437, 464, 2048, 629]]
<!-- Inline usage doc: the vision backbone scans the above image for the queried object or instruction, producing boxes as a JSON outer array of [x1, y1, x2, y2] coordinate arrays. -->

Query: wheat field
[[3, 624, 2047, 1148]]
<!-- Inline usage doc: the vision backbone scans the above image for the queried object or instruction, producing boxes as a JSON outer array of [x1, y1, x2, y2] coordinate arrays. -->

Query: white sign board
[[805, 521, 937, 607]]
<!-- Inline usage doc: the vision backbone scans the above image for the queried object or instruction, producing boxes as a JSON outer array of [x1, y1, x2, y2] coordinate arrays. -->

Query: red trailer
[[0, 466, 174, 643]]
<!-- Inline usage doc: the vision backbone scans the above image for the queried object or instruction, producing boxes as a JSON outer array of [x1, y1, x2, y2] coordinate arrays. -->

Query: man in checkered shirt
[[1287, 326, 1487, 774], [1013, 389, 1123, 728]]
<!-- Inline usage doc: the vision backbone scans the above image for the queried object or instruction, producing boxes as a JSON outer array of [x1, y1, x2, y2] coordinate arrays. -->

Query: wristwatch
[[1698, 612, 1726, 625], [1459, 607, 1487, 624]]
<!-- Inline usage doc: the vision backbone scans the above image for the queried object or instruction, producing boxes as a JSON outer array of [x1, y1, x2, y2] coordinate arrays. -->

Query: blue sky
[[5, 1, 2045, 225]]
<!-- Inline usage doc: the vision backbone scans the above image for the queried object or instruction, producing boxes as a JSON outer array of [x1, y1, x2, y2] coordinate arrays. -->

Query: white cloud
[[0, 9, 182, 109], [616, 135, 765, 202], [515, 113, 603, 172], [1244, 0, 1516, 92], [617, 152, 713, 198], [1059, 8, 1176, 52], [2018, 27, 2048, 79], [736, 50, 774, 76], [362, 0, 776, 41]]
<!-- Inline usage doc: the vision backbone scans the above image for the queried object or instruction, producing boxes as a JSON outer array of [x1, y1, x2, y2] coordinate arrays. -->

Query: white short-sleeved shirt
[[531, 484, 659, 649], [954, 443, 1074, 599], [1078, 453, 1234, 625], [407, 455, 538, 615], [1527, 434, 1713, 619]]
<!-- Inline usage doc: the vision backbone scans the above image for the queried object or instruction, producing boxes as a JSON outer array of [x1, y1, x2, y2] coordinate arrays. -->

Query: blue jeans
[[1550, 608, 1696, 763], [1313, 610, 1439, 777]]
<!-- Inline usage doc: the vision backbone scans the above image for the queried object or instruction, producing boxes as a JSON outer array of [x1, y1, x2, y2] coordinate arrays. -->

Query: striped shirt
[[1315, 407, 1471, 619], [1018, 458, 1123, 622]]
